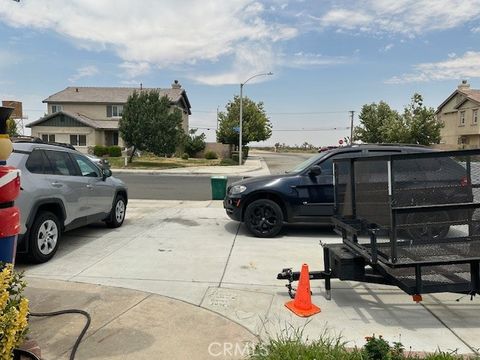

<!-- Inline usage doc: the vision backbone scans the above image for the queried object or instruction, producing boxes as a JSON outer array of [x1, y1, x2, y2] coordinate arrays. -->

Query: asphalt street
[[113, 174, 242, 200], [113, 151, 314, 200]]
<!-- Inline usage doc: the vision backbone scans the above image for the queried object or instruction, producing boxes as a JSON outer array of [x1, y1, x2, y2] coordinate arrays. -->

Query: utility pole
[[349, 110, 355, 144], [216, 106, 219, 130]]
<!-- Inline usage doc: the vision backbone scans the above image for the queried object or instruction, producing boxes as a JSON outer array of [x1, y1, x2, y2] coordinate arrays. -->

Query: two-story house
[[436, 80, 480, 149], [27, 80, 191, 152]]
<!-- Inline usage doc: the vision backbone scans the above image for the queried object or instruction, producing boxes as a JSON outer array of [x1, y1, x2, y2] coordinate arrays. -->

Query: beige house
[[436, 80, 480, 149], [28, 81, 191, 153]]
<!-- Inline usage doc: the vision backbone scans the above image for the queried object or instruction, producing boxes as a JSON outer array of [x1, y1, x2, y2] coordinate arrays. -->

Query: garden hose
[[29, 309, 91, 360]]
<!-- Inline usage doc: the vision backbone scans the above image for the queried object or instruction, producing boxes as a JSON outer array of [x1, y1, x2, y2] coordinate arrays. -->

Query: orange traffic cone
[[285, 263, 321, 317]]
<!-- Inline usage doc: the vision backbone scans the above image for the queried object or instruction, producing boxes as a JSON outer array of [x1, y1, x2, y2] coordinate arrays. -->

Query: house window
[[473, 109, 478, 125], [459, 111, 466, 126], [106, 105, 123, 117], [70, 134, 87, 146], [51, 105, 63, 113], [41, 134, 55, 142]]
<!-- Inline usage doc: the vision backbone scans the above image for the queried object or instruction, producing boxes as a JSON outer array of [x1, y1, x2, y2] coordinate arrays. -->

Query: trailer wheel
[[405, 211, 450, 242], [244, 199, 283, 238]]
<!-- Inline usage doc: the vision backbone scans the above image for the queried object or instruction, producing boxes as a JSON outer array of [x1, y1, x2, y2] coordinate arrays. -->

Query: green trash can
[[211, 176, 228, 200]]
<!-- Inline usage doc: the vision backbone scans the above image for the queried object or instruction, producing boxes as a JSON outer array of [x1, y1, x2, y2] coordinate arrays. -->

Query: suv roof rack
[[11, 136, 76, 150]]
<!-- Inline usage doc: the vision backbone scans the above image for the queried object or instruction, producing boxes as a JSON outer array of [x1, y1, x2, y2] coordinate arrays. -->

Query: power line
[[192, 126, 350, 132], [193, 110, 351, 115]]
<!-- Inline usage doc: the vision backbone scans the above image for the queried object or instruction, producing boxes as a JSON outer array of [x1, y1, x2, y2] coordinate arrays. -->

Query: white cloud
[[0, 0, 298, 85], [320, 0, 480, 36], [191, 46, 350, 85], [448, 52, 457, 58], [285, 52, 350, 67], [380, 43, 394, 52], [119, 62, 151, 79], [68, 65, 99, 82], [386, 51, 480, 84], [473, 27, 480, 33], [0, 49, 20, 68], [192, 43, 277, 85]]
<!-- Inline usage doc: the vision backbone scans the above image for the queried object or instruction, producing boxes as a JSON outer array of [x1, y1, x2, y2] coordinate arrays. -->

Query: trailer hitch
[[277, 268, 296, 299], [277, 267, 332, 300]]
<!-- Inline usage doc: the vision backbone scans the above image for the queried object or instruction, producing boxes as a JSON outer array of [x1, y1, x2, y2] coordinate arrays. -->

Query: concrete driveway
[[19, 199, 480, 355]]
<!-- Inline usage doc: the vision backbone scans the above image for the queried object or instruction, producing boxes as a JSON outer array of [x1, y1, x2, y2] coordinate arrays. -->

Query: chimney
[[171, 80, 181, 89], [458, 80, 470, 91]]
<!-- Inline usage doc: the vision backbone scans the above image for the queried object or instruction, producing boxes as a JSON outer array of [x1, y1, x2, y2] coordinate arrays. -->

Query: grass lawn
[[108, 155, 234, 169]]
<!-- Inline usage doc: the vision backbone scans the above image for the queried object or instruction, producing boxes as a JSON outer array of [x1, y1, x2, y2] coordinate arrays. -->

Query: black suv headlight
[[229, 184, 247, 195]]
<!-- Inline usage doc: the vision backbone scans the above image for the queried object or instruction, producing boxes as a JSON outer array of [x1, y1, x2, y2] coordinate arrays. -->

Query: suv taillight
[[460, 176, 469, 187]]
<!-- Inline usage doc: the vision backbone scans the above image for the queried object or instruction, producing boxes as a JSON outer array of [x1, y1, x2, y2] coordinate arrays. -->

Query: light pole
[[239, 72, 273, 165]]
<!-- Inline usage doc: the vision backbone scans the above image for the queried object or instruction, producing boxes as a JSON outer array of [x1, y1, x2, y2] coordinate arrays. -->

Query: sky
[[1, 0, 480, 147]]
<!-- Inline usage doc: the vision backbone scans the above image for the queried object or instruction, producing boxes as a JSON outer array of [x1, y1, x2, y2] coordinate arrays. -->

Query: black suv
[[224, 144, 435, 237]]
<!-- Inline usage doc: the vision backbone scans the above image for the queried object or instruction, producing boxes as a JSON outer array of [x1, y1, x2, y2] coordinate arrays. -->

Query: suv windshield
[[287, 152, 328, 173]]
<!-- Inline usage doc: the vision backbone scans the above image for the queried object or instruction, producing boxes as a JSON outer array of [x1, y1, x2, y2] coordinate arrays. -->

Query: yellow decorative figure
[[0, 107, 14, 164]]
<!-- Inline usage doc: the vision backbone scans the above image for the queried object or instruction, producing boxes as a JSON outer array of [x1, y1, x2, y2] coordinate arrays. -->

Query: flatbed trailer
[[278, 149, 480, 301]]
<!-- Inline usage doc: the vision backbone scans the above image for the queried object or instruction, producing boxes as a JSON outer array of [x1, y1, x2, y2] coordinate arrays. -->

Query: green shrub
[[205, 150, 218, 159], [181, 153, 189, 160], [185, 129, 206, 157], [93, 145, 108, 157], [108, 146, 122, 157]]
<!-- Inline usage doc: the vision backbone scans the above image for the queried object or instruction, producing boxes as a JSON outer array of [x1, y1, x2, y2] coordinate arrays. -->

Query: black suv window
[[44, 150, 78, 176], [71, 153, 101, 177], [25, 150, 52, 174]]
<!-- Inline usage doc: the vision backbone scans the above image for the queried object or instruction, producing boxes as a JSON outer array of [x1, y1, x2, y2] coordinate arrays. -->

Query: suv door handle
[[86, 184, 93, 189], [51, 182, 63, 188]]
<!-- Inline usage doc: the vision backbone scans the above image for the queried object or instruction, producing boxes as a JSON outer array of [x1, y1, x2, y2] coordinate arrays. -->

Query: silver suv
[[7, 142, 128, 263]]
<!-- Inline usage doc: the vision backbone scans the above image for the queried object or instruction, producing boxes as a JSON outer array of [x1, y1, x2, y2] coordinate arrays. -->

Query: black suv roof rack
[[11, 136, 76, 150]]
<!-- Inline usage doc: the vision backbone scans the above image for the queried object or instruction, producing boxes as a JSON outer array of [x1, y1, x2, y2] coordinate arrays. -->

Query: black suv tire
[[28, 211, 61, 263], [105, 195, 126, 228], [244, 199, 283, 237]]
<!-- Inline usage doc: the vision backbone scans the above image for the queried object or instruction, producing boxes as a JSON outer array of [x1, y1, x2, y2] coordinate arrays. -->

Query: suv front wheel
[[105, 195, 126, 228], [29, 211, 61, 263], [244, 199, 283, 238]]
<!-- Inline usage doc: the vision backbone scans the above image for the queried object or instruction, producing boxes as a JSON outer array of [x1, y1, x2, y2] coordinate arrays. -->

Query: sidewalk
[[25, 278, 255, 360], [111, 156, 271, 177]]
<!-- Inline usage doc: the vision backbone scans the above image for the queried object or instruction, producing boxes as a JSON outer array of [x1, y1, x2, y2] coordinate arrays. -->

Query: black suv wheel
[[244, 199, 283, 237], [28, 211, 61, 263]]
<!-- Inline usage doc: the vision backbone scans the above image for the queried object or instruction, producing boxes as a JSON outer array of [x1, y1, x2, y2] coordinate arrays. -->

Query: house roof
[[454, 91, 480, 109], [27, 111, 119, 130], [436, 88, 480, 114], [43, 84, 192, 114]]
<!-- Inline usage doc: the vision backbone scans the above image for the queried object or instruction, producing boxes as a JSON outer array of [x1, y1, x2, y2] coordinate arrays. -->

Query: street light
[[239, 72, 273, 165]]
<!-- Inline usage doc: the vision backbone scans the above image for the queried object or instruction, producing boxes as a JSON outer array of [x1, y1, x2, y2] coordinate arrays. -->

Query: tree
[[216, 95, 272, 146], [6, 118, 19, 137], [184, 129, 206, 157], [119, 90, 185, 162], [355, 101, 401, 143], [354, 93, 442, 145], [402, 93, 442, 145]]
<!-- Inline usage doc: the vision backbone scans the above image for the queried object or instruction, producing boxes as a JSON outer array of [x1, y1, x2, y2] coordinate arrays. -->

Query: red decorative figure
[[0, 106, 21, 264]]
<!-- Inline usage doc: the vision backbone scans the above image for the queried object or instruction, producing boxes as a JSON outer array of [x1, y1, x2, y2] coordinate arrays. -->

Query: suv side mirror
[[309, 165, 322, 176], [102, 168, 112, 180]]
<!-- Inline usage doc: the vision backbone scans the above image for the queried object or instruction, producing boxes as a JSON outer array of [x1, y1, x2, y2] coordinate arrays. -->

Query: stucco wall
[[439, 94, 480, 146], [30, 125, 97, 153]]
